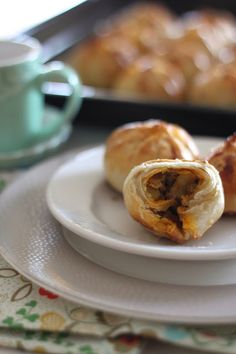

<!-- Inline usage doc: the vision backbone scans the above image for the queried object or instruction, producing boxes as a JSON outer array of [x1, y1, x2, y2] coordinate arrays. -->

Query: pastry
[[103, 3, 175, 53], [104, 120, 199, 193], [69, 35, 138, 88], [117, 3, 176, 30], [65, 3, 236, 111], [123, 159, 224, 243], [189, 63, 236, 108], [158, 39, 212, 83], [217, 43, 236, 64], [208, 133, 236, 214], [113, 55, 186, 101], [180, 9, 236, 55]]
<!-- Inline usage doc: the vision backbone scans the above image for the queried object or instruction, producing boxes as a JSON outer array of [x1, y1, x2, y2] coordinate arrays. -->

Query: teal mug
[[0, 37, 82, 153]]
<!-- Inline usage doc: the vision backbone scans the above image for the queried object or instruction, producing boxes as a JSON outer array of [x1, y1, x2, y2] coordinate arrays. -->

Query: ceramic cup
[[0, 37, 82, 153]]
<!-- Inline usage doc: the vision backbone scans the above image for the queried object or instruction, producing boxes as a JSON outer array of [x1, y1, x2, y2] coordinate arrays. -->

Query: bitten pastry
[[123, 159, 224, 243], [104, 120, 199, 193], [208, 133, 236, 214]]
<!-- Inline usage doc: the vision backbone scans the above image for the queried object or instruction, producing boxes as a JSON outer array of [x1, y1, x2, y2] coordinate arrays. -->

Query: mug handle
[[37, 61, 82, 138]]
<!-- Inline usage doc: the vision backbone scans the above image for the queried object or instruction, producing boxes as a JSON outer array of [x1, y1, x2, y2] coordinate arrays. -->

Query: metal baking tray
[[24, 0, 236, 137]]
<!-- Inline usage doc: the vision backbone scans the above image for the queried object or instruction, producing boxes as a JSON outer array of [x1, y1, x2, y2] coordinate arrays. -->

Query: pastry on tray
[[208, 133, 236, 214], [123, 159, 224, 244], [113, 55, 186, 100], [66, 3, 236, 109], [104, 3, 176, 53], [180, 9, 236, 52], [189, 63, 236, 108], [104, 120, 199, 193], [155, 39, 212, 83], [69, 35, 139, 88]]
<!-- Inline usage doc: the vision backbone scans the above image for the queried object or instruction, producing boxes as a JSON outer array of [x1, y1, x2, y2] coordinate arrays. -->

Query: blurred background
[[1, 0, 236, 137], [0, 0, 83, 38]]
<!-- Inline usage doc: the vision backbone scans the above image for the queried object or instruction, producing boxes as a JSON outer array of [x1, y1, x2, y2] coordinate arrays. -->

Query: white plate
[[47, 137, 236, 261], [2, 141, 236, 324], [62, 226, 236, 286]]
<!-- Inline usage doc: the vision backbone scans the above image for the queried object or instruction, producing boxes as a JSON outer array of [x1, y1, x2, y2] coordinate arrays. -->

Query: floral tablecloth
[[1, 171, 236, 354]]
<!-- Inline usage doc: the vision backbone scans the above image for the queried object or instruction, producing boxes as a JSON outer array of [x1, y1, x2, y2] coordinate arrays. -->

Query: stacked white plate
[[1, 137, 236, 325], [47, 143, 236, 287]]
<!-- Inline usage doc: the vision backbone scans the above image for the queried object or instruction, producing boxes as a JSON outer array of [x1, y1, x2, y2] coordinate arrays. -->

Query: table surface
[[0, 339, 223, 354]]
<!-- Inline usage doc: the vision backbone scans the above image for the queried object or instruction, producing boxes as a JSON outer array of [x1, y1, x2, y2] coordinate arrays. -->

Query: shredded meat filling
[[147, 170, 199, 230]]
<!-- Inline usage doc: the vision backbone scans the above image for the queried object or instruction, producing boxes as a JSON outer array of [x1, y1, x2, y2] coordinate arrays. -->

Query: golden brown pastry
[[117, 3, 176, 30], [182, 8, 236, 30], [180, 9, 236, 55], [65, 4, 236, 110], [217, 43, 236, 64], [157, 39, 212, 83], [106, 3, 176, 53], [69, 35, 138, 88], [113, 55, 186, 101], [208, 133, 236, 214], [170, 26, 214, 58], [123, 159, 224, 243], [104, 120, 199, 193], [189, 63, 236, 108]]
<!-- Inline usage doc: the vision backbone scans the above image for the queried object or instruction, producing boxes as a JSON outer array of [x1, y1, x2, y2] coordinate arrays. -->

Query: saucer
[[0, 105, 71, 169]]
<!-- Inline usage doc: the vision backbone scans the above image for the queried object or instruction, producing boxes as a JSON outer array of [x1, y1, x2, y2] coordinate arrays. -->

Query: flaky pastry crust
[[157, 39, 212, 83], [106, 3, 176, 53], [208, 133, 236, 214], [104, 120, 199, 193], [189, 63, 236, 108], [180, 9, 236, 54], [69, 35, 138, 88], [113, 55, 186, 101], [123, 159, 224, 243]]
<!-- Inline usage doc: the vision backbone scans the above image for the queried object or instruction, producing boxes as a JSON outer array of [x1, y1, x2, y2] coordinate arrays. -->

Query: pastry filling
[[146, 170, 200, 230]]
